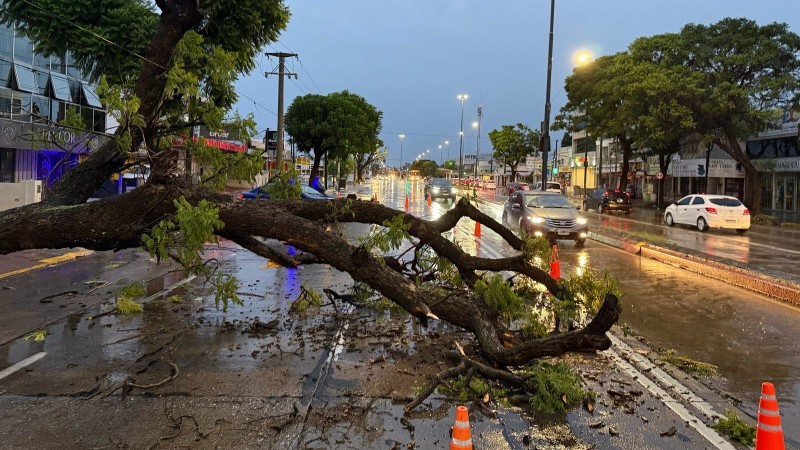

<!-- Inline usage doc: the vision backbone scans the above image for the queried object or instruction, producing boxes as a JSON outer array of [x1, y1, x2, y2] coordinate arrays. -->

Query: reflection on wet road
[[376, 179, 800, 445]]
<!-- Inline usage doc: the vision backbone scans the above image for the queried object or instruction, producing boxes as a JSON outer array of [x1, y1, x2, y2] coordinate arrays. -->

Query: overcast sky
[[233, 0, 798, 167]]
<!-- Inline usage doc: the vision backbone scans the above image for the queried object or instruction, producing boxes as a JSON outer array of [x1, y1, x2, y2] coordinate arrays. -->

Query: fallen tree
[[0, 0, 620, 411]]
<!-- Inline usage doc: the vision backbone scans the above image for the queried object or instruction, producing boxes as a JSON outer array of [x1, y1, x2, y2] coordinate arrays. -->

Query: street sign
[[656, 172, 664, 180]]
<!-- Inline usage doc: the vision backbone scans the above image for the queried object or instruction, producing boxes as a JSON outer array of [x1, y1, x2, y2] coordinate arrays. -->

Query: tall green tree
[[673, 18, 800, 213], [1, 0, 290, 204], [556, 53, 638, 192], [285, 90, 382, 185], [488, 124, 539, 182], [410, 159, 439, 178]]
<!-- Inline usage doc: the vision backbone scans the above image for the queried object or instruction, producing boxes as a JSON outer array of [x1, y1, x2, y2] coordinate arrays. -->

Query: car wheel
[[697, 217, 708, 232], [575, 239, 586, 247], [582, 201, 588, 211], [736, 229, 747, 235], [597, 203, 603, 214], [665, 213, 674, 226], [501, 213, 507, 227]]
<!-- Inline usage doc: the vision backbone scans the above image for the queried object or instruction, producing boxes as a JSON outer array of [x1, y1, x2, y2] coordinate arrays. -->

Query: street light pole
[[541, 0, 555, 191], [457, 94, 468, 179], [475, 105, 482, 179], [445, 140, 450, 165], [398, 133, 405, 177]]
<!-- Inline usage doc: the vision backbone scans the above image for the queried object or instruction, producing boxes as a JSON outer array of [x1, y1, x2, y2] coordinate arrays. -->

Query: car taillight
[[705, 207, 717, 214], [239, 194, 244, 199], [743, 209, 750, 215]]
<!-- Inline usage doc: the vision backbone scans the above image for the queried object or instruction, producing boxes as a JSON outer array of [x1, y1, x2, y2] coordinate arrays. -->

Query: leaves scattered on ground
[[528, 361, 594, 414], [23, 328, 48, 342], [118, 282, 146, 298], [711, 411, 755, 446], [660, 349, 717, 377], [115, 296, 144, 315]]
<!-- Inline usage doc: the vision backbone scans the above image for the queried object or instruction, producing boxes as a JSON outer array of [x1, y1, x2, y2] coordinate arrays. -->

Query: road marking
[[0, 352, 47, 381], [0, 249, 95, 280], [607, 336, 735, 450], [140, 274, 197, 303]]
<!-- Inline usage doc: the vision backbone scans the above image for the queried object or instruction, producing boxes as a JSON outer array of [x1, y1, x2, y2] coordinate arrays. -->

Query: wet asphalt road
[[0, 179, 798, 448], [383, 178, 800, 445]]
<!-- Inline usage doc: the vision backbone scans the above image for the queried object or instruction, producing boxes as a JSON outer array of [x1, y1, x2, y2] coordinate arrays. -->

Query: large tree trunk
[[617, 138, 633, 192], [309, 149, 324, 186], [43, 2, 203, 206], [716, 132, 763, 214], [0, 182, 619, 369]]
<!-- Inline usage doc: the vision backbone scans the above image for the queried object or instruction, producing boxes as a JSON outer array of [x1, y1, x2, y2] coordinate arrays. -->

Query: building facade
[[0, 22, 106, 210]]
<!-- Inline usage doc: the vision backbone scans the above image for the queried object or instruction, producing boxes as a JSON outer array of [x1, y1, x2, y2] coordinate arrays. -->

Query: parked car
[[663, 194, 750, 233], [424, 177, 457, 202], [502, 191, 588, 245], [240, 184, 333, 200], [583, 188, 632, 214], [505, 182, 529, 196], [532, 181, 563, 194]]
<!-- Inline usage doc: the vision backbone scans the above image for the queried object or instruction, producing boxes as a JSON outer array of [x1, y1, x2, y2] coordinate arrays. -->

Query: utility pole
[[265, 52, 298, 173], [541, 0, 555, 191]]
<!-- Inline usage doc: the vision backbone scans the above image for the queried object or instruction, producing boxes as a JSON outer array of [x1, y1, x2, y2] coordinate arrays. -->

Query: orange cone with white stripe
[[450, 405, 472, 450], [427, 193, 432, 206], [549, 244, 560, 281], [474, 221, 481, 237], [755, 382, 785, 450], [405, 195, 409, 211]]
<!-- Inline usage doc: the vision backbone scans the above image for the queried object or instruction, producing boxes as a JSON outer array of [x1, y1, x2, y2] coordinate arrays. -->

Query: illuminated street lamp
[[457, 94, 468, 178], [398, 133, 405, 176]]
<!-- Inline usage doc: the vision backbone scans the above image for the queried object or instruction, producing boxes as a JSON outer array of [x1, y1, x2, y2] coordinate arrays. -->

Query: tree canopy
[[285, 90, 383, 184], [488, 123, 539, 182], [556, 18, 800, 212]]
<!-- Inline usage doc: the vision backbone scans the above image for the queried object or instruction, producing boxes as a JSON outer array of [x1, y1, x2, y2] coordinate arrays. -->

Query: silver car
[[502, 191, 588, 245]]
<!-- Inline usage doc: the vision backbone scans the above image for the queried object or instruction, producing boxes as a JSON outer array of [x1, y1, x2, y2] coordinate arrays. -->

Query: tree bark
[[43, 3, 204, 206]]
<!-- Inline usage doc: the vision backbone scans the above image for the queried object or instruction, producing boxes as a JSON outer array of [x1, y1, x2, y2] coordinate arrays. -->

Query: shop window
[[0, 149, 14, 182], [31, 95, 49, 122], [0, 60, 10, 87], [12, 63, 37, 93], [11, 91, 30, 122], [33, 51, 49, 70], [93, 110, 106, 133], [0, 87, 12, 118]]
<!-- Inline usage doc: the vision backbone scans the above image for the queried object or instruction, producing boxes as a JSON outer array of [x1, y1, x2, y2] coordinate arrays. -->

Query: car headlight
[[432, 187, 440, 191], [577, 217, 587, 225], [528, 216, 544, 224]]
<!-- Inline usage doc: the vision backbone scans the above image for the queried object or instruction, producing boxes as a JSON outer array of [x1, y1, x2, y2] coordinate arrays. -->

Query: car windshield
[[709, 197, 742, 207], [431, 179, 452, 187], [526, 194, 572, 208]]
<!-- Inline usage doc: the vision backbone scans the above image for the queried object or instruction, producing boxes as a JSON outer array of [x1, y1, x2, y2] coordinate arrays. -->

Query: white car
[[533, 182, 563, 194], [664, 194, 750, 234]]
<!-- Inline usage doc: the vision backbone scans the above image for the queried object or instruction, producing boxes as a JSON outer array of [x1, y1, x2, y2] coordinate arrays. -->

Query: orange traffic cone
[[474, 220, 481, 237], [405, 195, 409, 211], [549, 244, 560, 281], [755, 382, 785, 450], [449, 405, 473, 450], [427, 194, 432, 206], [373, 193, 378, 202]]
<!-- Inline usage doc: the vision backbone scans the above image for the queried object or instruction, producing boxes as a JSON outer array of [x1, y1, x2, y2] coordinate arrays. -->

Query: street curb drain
[[590, 232, 800, 307]]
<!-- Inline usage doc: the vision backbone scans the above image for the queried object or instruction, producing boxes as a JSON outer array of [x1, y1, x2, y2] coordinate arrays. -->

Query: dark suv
[[424, 178, 456, 202], [583, 188, 632, 214]]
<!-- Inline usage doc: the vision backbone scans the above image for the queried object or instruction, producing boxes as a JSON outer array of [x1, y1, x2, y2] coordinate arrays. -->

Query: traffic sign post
[[656, 172, 664, 180]]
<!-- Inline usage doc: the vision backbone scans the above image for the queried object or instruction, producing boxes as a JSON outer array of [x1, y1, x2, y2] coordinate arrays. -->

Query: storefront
[[668, 157, 745, 200], [746, 111, 800, 219]]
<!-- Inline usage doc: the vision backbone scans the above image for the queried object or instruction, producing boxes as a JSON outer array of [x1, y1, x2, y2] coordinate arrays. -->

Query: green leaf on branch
[[527, 361, 592, 414]]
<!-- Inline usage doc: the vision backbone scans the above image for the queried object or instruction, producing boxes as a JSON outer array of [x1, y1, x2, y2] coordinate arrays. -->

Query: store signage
[[669, 158, 744, 178]]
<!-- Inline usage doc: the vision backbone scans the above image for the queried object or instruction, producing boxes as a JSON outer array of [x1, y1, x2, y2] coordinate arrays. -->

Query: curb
[[589, 231, 800, 307]]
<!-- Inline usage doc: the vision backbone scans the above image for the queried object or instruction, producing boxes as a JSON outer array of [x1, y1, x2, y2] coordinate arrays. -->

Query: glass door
[[775, 174, 797, 212]]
